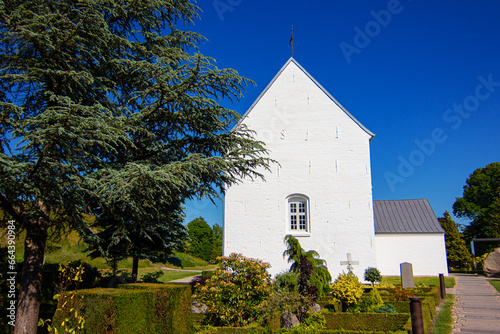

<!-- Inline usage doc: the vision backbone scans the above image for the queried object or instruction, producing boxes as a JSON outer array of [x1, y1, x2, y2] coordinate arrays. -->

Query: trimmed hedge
[[323, 313, 410, 332], [53, 283, 193, 333], [196, 328, 407, 334]]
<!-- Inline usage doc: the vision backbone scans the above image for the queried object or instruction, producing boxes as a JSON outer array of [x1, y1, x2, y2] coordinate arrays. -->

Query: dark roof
[[373, 199, 445, 234]]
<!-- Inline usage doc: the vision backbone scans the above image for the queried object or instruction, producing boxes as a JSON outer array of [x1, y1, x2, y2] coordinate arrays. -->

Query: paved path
[[450, 274, 500, 333]]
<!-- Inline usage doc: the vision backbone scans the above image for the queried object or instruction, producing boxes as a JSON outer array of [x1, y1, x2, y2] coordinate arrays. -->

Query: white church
[[223, 58, 448, 279]]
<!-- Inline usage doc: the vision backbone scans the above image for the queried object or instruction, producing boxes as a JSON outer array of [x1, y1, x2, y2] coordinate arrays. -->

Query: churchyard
[[1, 232, 457, 334]]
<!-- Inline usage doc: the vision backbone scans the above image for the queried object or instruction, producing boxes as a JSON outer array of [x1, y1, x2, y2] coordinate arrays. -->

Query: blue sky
[[183, 0, 500, 227]]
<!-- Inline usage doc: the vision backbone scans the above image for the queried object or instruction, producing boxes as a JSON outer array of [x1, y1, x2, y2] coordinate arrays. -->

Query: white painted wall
[[224, 59, 377, 279], [375, 233, 449, 276]]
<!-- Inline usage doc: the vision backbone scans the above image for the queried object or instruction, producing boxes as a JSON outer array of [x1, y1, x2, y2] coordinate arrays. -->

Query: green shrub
[[375, 304, 397, 313], [193, 253, 273, 327], [140, 270, 164, 283], [330, 272, 364, 310], [349, 287, 384, 313], [364, 267, 382, 286]]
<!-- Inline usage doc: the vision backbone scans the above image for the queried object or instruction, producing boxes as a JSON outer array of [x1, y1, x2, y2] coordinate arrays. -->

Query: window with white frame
[[288, 195, 308, 232]]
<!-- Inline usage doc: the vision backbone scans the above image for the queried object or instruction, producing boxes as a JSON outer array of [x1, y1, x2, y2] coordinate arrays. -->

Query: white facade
[[224, 58, 377, 278], [375, 234, 449, 276], [223, 58, 449, 280]]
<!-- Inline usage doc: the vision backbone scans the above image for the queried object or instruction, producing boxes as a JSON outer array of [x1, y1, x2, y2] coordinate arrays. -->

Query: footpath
[[450, 274, 500, 333]]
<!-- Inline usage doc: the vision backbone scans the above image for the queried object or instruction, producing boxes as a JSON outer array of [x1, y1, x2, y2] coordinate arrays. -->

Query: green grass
[[431, 295, 455, 334], [381, 276, 456, 288], [1, 228, 214, 282], [488, 279, 500, 292]]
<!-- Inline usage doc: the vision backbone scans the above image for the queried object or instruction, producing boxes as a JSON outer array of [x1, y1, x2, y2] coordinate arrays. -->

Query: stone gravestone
[[400, 262, 415, 288]]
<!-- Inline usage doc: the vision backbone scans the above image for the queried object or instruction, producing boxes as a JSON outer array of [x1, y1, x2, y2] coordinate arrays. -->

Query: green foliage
[[39, 263, 86, 333], [363, 267, 382, 286], [348, 288, 383, 313], [274, 271, 299, 293], [140, 270, 164, 283], [453, 162, 500, 247], [187, 218, 214, 262], [210, 223, 223, 262], [329, 272, 364, 307], [52, 284, 193, 334], [1, 0, 272, 328], [193, 253, 273, 327], [439, 211, 473, 269], [282, 235, 332, 298], [322, 313, 410, 332], [374, 304, 397, 314]]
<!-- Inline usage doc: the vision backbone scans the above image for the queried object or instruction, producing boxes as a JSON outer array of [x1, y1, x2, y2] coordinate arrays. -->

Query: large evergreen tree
[[0, 1, 271, 332], [438, 211, 472, 269]]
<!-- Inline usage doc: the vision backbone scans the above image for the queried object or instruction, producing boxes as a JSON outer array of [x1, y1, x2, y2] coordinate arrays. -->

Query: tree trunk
[[14, 219, 48, 334], [131, 257, 139, 283]]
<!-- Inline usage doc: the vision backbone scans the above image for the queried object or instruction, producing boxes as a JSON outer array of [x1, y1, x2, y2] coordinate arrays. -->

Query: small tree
[[283, 235, 332, 296], [364, 267, 382, 286], [193, 253, 273, 327], [330, 272, 364, 311]]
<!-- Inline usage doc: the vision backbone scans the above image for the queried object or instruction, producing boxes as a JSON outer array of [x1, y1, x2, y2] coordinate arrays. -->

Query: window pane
[[299, 215, 306, 230], [299, 203, 305, 213], [290, 203, 296, 213], [291, 215, 297, 229]]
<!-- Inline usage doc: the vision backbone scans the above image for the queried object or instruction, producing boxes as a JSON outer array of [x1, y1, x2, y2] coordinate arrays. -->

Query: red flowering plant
[[193, 253, 273, 327]]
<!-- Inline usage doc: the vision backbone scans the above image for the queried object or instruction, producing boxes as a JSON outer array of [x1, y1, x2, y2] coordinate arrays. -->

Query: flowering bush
[[193, 253, 273, 327], [330, 272, 364, 309]]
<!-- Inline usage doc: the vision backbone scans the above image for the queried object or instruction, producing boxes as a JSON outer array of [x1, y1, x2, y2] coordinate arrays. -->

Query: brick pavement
[[450, 274, 500, 334]]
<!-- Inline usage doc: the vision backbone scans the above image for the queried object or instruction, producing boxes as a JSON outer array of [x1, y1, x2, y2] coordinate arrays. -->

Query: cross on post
[[340, 253, 359, 273]]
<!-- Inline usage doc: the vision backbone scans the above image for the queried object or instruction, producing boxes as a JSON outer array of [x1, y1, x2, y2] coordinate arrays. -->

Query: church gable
[[238, 58, 374, 145], [224, 58, 378, 278]]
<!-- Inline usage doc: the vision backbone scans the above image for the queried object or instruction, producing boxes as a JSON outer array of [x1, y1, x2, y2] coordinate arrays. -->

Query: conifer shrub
[[329, 272, 364, 311]]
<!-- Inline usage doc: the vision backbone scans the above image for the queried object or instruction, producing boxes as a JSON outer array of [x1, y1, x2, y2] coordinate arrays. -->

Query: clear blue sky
[[183, 0, 500, 227]]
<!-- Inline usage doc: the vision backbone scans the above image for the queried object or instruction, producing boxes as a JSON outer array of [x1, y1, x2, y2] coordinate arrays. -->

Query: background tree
[[439, 211, 472, 269], [87, 206, 187, 282], [0, 1, 271, 332], [186, 217, 214, 261], [210, 223, 223, 261], [453, 162, 500, 254]]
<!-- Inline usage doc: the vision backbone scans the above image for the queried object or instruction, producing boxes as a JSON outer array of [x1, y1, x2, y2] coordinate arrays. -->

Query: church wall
[[374, 233, 449, 276], [224, 60, 378, 279]]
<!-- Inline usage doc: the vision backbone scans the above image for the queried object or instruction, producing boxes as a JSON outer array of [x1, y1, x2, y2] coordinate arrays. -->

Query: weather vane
[[289, 25, 295, 56]]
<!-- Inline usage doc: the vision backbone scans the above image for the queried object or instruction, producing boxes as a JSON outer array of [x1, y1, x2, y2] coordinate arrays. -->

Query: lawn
[[431, 294, 455, 334], [488, 279, 500, 293], [1, 228, 214, 282], [382, 276, 456, 288]]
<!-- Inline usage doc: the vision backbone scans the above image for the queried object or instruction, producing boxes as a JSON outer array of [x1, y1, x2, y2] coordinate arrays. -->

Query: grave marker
[[400, 262, 415, 288]]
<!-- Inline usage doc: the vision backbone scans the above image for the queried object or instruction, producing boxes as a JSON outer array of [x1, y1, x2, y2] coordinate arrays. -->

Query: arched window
[[287, 195, 309, 233]]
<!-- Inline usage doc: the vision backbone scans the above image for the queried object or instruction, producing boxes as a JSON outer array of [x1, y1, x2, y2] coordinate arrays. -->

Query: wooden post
[[409, 297, 424, 334], [439, 273, 446, 299]]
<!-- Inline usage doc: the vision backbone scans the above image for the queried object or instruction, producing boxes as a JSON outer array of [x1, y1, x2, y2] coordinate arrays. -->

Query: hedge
[[196, 328, 408, 334], [52, 283, 193, 334], [323, 313, 410, 332]]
